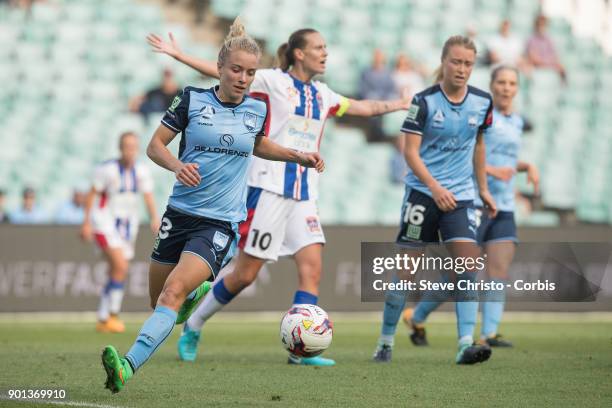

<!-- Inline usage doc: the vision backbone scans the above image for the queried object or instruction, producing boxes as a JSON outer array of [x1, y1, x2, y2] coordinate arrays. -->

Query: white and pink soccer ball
[[280, 304, 333, 357]]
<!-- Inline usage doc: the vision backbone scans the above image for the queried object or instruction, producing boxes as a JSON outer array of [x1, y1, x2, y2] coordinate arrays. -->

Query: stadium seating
[[1, 0, 610, 226]]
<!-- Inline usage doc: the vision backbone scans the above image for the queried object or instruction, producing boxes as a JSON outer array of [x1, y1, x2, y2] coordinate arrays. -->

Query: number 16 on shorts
[[401, 202, 425, 241]]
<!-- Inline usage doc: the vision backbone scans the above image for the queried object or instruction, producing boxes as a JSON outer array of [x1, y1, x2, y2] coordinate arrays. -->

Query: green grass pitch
[[0, 314, 611, 407]]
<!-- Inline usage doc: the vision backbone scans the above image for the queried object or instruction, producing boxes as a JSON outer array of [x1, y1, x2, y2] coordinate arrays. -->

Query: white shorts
[[239, 188, 325, 261], [93, 216, 138, 260]]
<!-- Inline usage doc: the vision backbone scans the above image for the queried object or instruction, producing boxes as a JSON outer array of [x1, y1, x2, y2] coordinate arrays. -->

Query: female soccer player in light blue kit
[[373, 36, 498, 365], [101, 19, 324, 393], [403, 66, 539, 348], [148, 27, 411, 366]]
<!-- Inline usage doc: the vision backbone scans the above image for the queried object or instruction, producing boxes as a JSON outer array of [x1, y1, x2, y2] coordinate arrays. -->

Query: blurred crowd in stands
[[0, 3, 567, 224]]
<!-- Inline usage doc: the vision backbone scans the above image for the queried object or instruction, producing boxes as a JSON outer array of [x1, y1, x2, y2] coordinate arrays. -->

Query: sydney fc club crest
[[212, 231, 230, 252], [243, 112, 258, 132]]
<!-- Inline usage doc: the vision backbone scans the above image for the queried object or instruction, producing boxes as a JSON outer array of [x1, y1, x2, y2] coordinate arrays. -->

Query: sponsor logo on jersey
[[200, 105, 216, 119], [468, 114, 478, 128], [306, 216, 321, 233], [243, 112, 258, 131], [287, 87, 299, 103], [168, 96, 182, 113], [406, 104, 419, 120], [194, 145, 249, 157], [197, 105, 216, 126], [213, 231, 230, 251], [432, 109, 445, 128], [219, 134, 235, 147]]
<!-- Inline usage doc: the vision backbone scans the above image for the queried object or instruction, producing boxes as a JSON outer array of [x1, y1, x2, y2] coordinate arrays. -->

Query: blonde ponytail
[[218, 17, 261, 66], [433, 65, 443, 83]]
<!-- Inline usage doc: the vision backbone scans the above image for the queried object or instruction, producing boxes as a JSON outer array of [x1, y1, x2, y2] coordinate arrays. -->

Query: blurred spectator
[[487, 20, 526, 68], [358, 49, 396, 142], [390, 136, 408, 184], [10, 187, 50, 224], [54, 188, 87, 225], [465, 23, 486, 66], [526, 15, 566, 80], [129, 68, 180, 120], [392, 53, 426, 97], [0, 189, 9, 223]]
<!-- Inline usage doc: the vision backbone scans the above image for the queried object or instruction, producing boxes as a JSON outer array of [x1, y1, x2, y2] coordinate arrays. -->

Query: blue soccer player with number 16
[[373, 35, 498, 365]]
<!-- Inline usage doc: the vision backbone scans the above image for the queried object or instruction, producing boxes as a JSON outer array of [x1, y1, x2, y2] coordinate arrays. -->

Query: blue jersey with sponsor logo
[[161, 86, 267, 222], [474, 109, 523, 211], [401, 84, 493, 201]]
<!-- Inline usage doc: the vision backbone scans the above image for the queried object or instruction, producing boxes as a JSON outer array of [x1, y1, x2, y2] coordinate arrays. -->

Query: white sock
[[108, 287, 125, 315], [186, 291, 224, 331], [378, 335, 394, 347], [98, 293, 110, 322], [458, 335, 474, 347]]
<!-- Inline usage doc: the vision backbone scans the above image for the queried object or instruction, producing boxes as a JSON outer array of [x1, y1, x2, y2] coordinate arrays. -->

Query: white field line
[[0, 396, 126, 408], [0, 311, 611, 324]]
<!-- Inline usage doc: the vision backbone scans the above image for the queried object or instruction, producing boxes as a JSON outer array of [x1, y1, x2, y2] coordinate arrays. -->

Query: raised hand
[[147, 32, 182, 59]]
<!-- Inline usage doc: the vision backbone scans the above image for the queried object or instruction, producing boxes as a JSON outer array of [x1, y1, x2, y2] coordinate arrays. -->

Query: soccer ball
[[279, 304, 333, 357]]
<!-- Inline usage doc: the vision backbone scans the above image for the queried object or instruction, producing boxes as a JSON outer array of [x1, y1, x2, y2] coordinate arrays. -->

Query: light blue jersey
[[474, 109, 523, 211], [401, 84, 493, 201], [161, 86, 267, 222]]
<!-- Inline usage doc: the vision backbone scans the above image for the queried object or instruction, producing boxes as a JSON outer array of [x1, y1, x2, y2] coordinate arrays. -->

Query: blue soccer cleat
[[372, 343, 393, 363], [456, 343, 492, 365], [288, 354, 336, 366], [177, 324, 201, 362]]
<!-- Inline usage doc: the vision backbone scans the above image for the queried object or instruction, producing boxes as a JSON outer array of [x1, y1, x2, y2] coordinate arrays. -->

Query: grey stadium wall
[[0, 225, 611, 312]]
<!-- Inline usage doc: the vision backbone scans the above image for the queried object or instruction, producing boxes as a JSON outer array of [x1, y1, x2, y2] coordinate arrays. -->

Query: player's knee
[[299, 260, 322, 285], [110, 259, 129, 280], [158, 282, 187, 308], [235, 268, 258, 288]]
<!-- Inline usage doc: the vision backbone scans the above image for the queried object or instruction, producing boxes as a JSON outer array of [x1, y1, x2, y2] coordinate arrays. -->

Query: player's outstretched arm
[[344, 89, 412, 117], [147, 32, 220, 79], [146, 125, 201, 187], [253, 136, 325, 173], [79, 187, 98, 242], [404, 132, 456, 212], [517, 160, 540, 195], [474, 131, 497, 217]]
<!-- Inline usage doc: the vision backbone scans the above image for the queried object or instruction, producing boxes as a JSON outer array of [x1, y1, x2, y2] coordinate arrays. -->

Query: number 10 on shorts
[[250, 229, 272, 251], [402, 203, 425, 240]]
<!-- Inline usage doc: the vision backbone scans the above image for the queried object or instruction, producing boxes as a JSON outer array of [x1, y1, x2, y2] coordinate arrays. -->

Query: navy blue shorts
[[475, 208, 517, 244], [397, 188, 477, 244], [151, 207, 239, 279]]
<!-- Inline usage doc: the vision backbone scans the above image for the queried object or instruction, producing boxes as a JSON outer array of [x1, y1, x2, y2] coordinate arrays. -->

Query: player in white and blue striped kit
[[373, 36, 498, 365], [100, 19, 324, 393], [403, 66, 539, 349]]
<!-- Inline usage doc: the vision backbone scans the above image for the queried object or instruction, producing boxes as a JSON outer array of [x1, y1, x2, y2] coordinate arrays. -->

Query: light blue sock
[[412, 273, 452, 324], [380, 277, 407, 338], [125, 305, 177, 371], [456, 272, 478, 345], [412, 300, 443, 324], [481, 279, 507, 338]]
